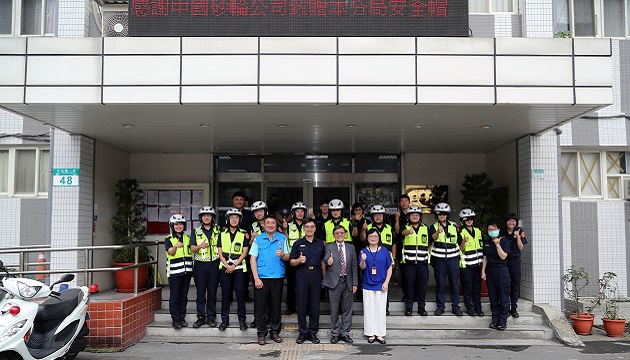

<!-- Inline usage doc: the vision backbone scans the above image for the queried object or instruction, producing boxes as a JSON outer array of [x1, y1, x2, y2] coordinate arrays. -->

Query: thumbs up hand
[[361, 252, 367, 261], [276, 245, 283, 257], [299, 251, 306, 264], [327, 255, 334, 266]]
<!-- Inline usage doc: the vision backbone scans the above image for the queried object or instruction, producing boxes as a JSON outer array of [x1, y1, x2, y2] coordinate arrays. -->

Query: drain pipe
[[555, 127, 564, 311]]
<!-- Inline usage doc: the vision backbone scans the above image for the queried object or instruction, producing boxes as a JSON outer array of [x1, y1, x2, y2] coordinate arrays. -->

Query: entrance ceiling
[[1, 103, 600, 154]]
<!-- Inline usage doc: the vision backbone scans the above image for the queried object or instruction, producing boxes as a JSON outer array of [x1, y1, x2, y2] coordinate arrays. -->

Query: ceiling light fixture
[[413, 124, 424, 128], [277, 124, 289, 128], [121, 124, 134, 128], [481, 124, 493, 129], [198, 123, 209, 128], [346, 123, 357, 128]]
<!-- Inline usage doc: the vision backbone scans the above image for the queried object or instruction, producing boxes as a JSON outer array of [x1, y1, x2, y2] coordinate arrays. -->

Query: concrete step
[[153, 309, 543, 325], [146, 321, 554, 340]]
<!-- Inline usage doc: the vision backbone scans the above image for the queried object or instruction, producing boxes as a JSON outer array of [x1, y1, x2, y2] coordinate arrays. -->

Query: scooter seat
[[35, 289, 82, 323]]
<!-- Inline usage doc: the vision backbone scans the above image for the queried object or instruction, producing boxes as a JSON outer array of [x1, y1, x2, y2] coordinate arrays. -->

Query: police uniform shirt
[[216, 228, 250, 262], [483, 238, 511, 265], [289, 237, 326, 270], [428, 222, 463, 246], [499, 227, 528, 259]]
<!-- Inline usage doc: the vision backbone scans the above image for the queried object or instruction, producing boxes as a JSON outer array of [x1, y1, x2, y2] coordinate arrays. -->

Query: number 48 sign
[[53, 168, 80, 187]]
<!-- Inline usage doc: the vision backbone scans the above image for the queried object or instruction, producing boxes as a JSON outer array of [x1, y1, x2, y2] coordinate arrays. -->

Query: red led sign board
[[128, 0, 469, 36]]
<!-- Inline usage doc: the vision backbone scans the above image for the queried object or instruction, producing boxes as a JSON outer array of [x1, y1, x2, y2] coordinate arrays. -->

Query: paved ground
[[80, 327, 630, 360]]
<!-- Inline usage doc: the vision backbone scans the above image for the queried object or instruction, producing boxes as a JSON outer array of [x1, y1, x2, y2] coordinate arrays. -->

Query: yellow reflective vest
[[324, 218, 352, 243], [166, 233, 193, 277], [430, 221, 461, 261], [401, 224, 429, 264], [192, 225, 220, 262], [219, 228, 248, 272], [460, 227, 484, 267], [366, 223, 394, 247], [287, 221, 306, 251]]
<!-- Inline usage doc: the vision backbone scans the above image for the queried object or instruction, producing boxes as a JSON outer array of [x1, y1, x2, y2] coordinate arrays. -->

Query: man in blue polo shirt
[[250, 215, 290, 346]]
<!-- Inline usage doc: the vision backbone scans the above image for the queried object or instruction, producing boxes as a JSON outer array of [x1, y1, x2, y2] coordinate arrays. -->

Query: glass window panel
[[607, 177, 622, 199], [217, 155, 261, 173], [0, 0, 13, 34], [356, 183, 399, 213], [606, 152, 626, 175], [603, 0, 625, 37], [354, 154, 399, 173], [579, 152, 601, 196], [21, 0, 42, 35], [554, 0, 571, 33], [15, 150, 36, 194], [38, 149, 49, 193], [469, 0, 489, 12], [492, 0, 512, 12], [45, 0, 57, 34], [573, 0, 596, 36], [561, 153, 578, 197], [0, 150, 8, 193]]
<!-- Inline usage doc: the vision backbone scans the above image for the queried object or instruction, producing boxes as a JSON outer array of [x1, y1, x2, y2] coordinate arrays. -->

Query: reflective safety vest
[[219, 228, 248, 272], [166, 234, 193, 278], [430, 221, 461, 261], [324, 218, 352, 243], [192, 225, 220, 262], [367, 223, 394, 247], [287, 221, 305, 251], [400, 224, 429, 264], [460, 227, 484, 268], [251, 221, 264, 237]]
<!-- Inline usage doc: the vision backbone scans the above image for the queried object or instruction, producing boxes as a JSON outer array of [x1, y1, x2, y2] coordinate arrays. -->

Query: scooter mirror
[[0, 260, 3, 268], [52, 274, 75, 287]]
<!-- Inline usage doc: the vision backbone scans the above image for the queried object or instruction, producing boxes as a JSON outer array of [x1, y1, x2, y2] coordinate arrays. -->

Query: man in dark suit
[[323, 225, 358, 344]]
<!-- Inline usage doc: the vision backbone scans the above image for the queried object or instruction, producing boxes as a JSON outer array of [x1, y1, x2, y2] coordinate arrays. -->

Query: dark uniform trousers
[[254, 278, 284, 336], [220, 269, 247, 323], [296, 267, 323, 335], [194, 260, 220, 321], [402, 262, 429, 311], [286, 265, 297, 312], [486, 265, 510, 326], [461, 265, 482, 313], [432, 257, 461, 311], [507, 257, 521, 310], [168, 274, 192, 322]]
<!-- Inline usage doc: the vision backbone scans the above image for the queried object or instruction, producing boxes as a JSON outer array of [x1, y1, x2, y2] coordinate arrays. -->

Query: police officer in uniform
[[361, 205, 394, 313], [165, 214, 193, 329], [482, 221, 511, 330], [399, 205, 430, 316], [289, 219, 325, 344], [458, 208, 484, 317], [283, 201, 308, 315], [322, 199, 353, 244], [217, 208, 250, 331], [500, 213, 527, 318], [190, 206, 221, 328], [428, 202, 464, 316]]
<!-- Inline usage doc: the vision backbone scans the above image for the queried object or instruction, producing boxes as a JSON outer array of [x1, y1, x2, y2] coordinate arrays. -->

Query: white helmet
[[370, 205, 386, 215], [251, 200, 268, 215], [199, 205, 216, 216], [434, 202, 451, 216], [225, 208, 243, 224], [291, 201, 307, 214], [459, 208, 476, 224], [169, 214, 187, 232], [407, 205, 422, 216], [329, 199, 344, 210]]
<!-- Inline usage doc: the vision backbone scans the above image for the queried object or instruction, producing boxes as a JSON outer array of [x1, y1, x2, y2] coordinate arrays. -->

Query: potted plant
[[562, 266, 593, 335], [112, 178, 149, 293], [600, 272, 626, 337]]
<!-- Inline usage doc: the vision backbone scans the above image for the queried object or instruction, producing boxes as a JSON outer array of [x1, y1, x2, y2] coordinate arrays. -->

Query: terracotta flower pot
[[570, 314, 593, 335], [113, 262, 149, 293], [602, 318, 627, 338]]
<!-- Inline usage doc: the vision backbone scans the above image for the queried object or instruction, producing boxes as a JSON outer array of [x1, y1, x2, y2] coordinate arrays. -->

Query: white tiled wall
[[57, 0, 90, 37], [521, 0, 554, 38], [519, 131, 562, 307], [597, 41, 621, 117], [49, 129, 94, 285], [562, 201, 572, 276], [0, 198, 21, 268], [495, 14, 513, 38], [598, 118, 627, 146], [558, 123, 573, 147], [597, 202, 628, 297]]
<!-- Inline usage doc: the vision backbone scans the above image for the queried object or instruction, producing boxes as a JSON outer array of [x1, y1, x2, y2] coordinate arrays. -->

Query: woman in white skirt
[[359, 228, 393, 344]]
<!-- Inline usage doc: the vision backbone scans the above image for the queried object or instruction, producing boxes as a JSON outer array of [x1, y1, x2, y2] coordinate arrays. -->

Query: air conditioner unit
[[103, 11, 128, 37], [624, 178, 630, 200]]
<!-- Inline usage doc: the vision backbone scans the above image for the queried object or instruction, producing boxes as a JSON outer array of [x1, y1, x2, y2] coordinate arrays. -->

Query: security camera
[[554, 128, 563, 135]]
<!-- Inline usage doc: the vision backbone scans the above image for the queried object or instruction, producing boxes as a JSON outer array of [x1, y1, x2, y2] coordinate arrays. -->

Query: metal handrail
[[0, 242, 160, 295]]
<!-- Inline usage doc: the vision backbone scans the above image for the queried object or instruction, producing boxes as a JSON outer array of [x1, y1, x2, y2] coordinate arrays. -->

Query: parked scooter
[[0, 260, 90, 360]]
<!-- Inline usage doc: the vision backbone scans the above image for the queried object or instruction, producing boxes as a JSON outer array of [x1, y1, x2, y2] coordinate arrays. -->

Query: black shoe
[[496, 324, 507, 331], [330, 336, 340, 344], [172, 320, 182, 330], [434, 309, 445, 316], [418, 309, 428, 316], [246, 295, 254, 303], [218, 322, 228, 331], [193, 318, 207, 328], [296, 335, 306, 344], [180, 319, 188, 327], [510, 309, 520, 318], [452, 309, 463, 316], [466, 309, 476, 316], [476, 311, 485, 317], [208, 320, 218, 327], [405, 310, 413, 316], [239, 321, 248, 331], [340, 335, 353, 344], [310, 334, 320, 344], [250, 320, 257, 328], [285, 308, 296, 315], [489, 322, 497, 329]]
